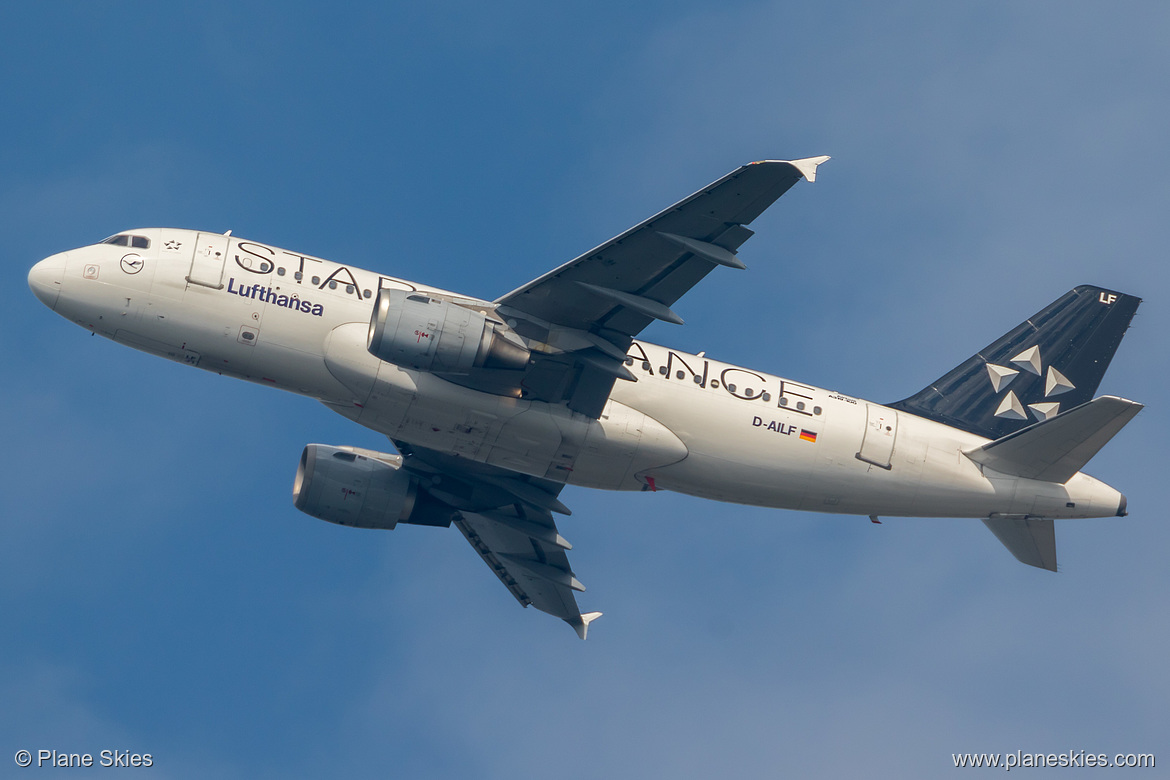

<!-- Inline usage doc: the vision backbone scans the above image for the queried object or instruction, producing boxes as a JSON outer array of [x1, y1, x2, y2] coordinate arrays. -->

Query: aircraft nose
[[28, 252, 68, 310]]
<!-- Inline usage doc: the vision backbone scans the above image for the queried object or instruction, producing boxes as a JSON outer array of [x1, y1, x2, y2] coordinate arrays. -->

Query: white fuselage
[[30, 228, 1125, 520]]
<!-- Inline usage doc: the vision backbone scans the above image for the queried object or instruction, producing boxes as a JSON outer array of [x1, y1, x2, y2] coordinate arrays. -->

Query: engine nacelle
[[293, 444, 454, 530], [367, 288, 529, 373]]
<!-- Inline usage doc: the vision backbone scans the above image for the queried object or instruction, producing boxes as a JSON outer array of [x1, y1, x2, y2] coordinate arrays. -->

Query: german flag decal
[[799, 429, 817, 443]]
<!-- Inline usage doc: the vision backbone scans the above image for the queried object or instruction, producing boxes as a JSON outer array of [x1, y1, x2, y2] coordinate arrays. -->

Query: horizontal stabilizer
[[983, 516, 1057, 571], [965, 396, 1142, 483]]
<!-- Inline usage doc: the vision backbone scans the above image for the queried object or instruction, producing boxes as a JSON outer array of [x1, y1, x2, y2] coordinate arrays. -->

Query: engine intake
[[367, 289, 529, 373], [293, 444, 454, 530]]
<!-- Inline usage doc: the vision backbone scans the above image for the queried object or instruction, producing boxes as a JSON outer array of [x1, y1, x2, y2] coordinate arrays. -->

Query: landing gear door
[[857, 404, 898, 470], [187, 232, 230, 289]]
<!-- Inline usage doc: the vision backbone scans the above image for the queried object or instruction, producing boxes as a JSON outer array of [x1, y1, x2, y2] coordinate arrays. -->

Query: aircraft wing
[[492, 157, 828, 417], [395, 441, 601, 639]]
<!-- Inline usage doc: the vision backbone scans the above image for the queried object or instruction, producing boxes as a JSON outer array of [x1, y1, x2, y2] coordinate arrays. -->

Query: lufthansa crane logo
[[120, 254, 144, 275]]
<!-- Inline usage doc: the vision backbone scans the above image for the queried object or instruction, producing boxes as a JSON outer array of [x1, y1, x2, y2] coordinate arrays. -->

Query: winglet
[[568, 611, 603, 640], [788, 156, 831, 182]]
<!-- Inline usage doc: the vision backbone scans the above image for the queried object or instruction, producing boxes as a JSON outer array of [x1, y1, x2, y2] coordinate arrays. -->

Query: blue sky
[[4, 2, 1168, 777]]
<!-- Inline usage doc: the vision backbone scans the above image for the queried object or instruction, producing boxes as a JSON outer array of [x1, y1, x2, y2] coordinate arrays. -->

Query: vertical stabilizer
[[890, 286, 1140, 440]]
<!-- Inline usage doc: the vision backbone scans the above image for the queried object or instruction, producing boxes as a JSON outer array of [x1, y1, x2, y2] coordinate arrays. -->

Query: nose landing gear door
[[186, 232, 230, 289]]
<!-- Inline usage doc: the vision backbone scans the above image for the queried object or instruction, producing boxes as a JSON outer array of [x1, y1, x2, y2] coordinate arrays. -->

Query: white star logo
[[986, 345, 1075, 421]]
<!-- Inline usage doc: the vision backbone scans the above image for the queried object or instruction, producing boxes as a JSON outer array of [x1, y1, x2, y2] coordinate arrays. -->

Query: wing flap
[[965, 395, 1143, 483]]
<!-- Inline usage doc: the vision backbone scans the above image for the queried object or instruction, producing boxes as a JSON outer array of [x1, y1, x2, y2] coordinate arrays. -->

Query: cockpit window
[[101, 234, 151, 249]]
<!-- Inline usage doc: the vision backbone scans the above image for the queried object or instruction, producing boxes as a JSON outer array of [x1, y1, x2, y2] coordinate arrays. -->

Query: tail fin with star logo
[[890, 285, 1141, 441]]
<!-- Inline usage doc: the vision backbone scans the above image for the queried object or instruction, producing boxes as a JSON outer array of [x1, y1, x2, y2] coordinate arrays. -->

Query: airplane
[[28, 157, 1143, 639]]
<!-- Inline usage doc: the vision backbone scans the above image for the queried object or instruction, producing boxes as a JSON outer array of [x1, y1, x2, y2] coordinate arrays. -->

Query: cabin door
[[857, 405, 898, 469], [187, 232, 230, 289]]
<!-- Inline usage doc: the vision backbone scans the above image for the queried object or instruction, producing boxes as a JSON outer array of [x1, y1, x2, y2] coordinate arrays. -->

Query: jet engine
[[293, 444, 455, 530], [367, 289, 529, 373]]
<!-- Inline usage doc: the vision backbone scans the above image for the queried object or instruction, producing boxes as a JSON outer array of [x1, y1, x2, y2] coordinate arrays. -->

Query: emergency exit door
[[857, 404, 898, 469], [186, 232, 230, 289]]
